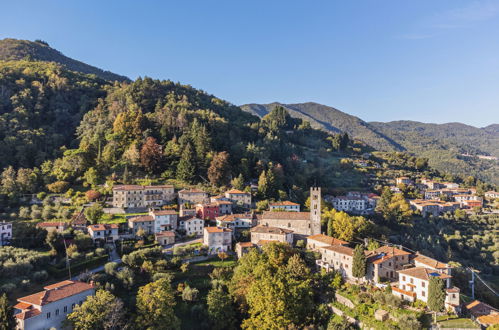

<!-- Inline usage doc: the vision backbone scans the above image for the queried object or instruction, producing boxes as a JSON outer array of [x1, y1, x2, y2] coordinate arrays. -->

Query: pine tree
[[176, 143, 196, 183], [352, 244, 366, 279], [0, 293, 15, 330], [327, 217, 334, 237], [428, 276, 445, 313], [376, 187, 393, 220]]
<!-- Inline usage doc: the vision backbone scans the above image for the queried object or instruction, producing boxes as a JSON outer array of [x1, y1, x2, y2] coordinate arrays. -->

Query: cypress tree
[[428, 276, 445, 313], [176, 143, 196, 183], [0, 293, 15, 330], [352, 244, 366, 279]]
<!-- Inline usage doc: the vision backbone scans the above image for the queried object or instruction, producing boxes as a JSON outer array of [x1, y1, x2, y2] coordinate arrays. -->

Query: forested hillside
[[0, 38, 129, 82], [0, 60, 107, 169]]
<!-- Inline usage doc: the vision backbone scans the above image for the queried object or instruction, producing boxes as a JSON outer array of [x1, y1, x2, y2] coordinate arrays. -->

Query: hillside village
[[2, 171, 498, 329]]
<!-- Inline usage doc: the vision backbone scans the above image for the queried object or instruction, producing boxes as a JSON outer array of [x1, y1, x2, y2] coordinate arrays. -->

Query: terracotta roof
[[477, 314, 499, 325], [250, 225, 293, 234], [44, 280, 74, 290], [179, 215, 203, 222], [145, 185, 174, 189], [321, 245, 354, 256], [88, 224, 119, 231], [307, 234, 347, 246], [414, 254, 450, 269], [155, 231, 175, 237], [465, 300, 498, 316], [226, 189, 249, 195], [215, 201, 233, 205], [15, 308, 41, 320], [446, 287, 460, 293], [216, 213, 253, 222], [205, 227, 232, 233], [128, 215, 154, 223], [262, 211, 310, 220], [150, 210, 178, 216], [37, 222, 67, 228], [71, 210, 87, 226], [113, 184, 144, 191], [18, 281, 94, 306], [237, 242, 255, 248], [270, 201, 300, 206], [14, 302, 32, 310], [397, 267, 452, 281]]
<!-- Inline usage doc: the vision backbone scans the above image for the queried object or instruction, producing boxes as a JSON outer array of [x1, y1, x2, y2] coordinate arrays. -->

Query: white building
[[306, 234, 347, 251], [178, 216, 204, 236], [216, 213, 257, 230], [87, 224, 119, 243], [14, 280, 95, 330], [203, 227, 232, 254], [250, 225, 294, 245], [485, 191, 499, 199], [332, 196, 367, 212], [0, 221, 12, 246], [269, 201, 301, 212], [112, 184, 175, 208], [149, 209, 178, 232]]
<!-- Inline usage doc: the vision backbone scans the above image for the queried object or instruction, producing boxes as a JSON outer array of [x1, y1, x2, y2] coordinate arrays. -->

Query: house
[[178, 188, 209, 206], [203, 227, 232, 254], [87, 224, 119, 243], [179, 205, 196, 217], [454, 194, 482, 206], [216, 213, 257, 230], [36, 222, 68, 233], [485, 191, 499, 199], [250, 225, 293, 245], [269, 201, 301, 212], [463, 200, 483, 209], [225, 189, 252, 208], [306, 234, 347, 251], [443, 182, 459, 189], [155, 231, 175, 246], [112, 184, 175, 208], [259, 187, 321, 237], [210, 195, 230, 203], [413, 254, 452, 275], [365, 245, 412, 282], [235, 241, 256, 258], [178, 216, 204, 236], [465, 300, 499, 327], [396, 177, 413, 185], [421, 179, 445, 190], [196, 203, 220, 220], [70, 210, 88, 230], [149, 209, 178, 231], [128, 215, 155, 235], [0, 221, 12, 246], [392, 267, 460, 310], [332, 196, 367, 213], [424, 190, 442, 200], [316, 245, 355, 279], [409, 199, 460, 217], [14, 280, 95, 330]]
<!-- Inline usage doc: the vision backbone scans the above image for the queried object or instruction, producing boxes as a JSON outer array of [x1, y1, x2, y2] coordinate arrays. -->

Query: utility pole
[[470, 269, 475, 300]]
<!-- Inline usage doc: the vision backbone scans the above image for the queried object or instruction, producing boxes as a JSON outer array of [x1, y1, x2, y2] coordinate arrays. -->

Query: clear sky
[[1, 0, 498, 126]]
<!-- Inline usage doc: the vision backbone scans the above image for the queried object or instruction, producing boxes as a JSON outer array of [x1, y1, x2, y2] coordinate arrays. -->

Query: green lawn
[[437, 316, 479, 329], [99, 212, 148, 224]]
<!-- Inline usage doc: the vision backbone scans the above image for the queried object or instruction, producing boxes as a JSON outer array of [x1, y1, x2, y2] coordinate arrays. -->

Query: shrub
[[0, 283, 16, 293], [32, 270, 49, 283], [95, 248, 106, 256], [182, 285, 199, 302]]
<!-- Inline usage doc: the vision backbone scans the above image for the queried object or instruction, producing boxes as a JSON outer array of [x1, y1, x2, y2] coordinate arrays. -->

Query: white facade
[[112, 185, 175, 208], [87, 224, 119, 242], [149, 210, 178, 232], [269, 202, 300, 212], [203, 227, 232, 254], [0, 221, 12, 245], [179, 216, 204, 236], [332, 196, 367, 212], [225, 190, 252, 208]]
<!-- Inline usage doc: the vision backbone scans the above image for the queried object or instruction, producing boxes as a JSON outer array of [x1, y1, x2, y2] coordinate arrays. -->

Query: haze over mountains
[[1, 38, 497, 184]]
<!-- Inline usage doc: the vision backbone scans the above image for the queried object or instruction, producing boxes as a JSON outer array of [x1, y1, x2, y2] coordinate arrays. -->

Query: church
[[259, 187, 321, 237]]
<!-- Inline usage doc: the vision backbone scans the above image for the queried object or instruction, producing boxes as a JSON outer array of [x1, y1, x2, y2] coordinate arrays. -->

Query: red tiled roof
[[14, 302, 32, 310], [179, 188, 206, 194], [465, 300, 498, 316], [477, 314, 499, 326], [226, 189, 249, 195], [15, 309, 41, 320], [37, 222, 67, 228], [216, 213, 253, 222], [128, 215, 154, 223], [18, 281, 94, 306], [155, 231, 175, 237], [88, 224, 119, 231], [237, 242, 255, 248], [321, 245, 354, 256], [205, 227, 232, 233], [414, 254, 449, 269], [262, 211, 310, 220], [397, 267, 452, 281], [150, 210, 178, 216], [307, 234, 348, 246], [269, 201, 300, 206], [250, 225, 293, 234]]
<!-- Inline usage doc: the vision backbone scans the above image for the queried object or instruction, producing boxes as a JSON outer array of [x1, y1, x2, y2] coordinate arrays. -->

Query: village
[[4, 173, 498, 330]]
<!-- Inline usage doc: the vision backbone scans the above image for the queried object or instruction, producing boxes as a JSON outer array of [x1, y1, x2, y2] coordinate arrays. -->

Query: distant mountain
[[0, 38, 129, 82], [243, 102, 499, 184], [240, 102, 403, 151]]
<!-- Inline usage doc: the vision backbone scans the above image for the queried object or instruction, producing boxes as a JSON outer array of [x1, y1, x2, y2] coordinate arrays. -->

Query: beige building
[[225, 189, 252, 208], [235, 242, 256, 258], [317, 245, 355, 279], [36, 222, 68, 233], [216, 213, 257, 230], [306, 234, 347, 251], [155, 231, 175, 246], [203, 227, 232, 254], [269, 201, 300, 212], [149, 209, 178, 231], [87, 224, 119, 243], [260, 187, 321, 237], [178, 188, 209, 206], [112, 184, 175, 208], [365, 246, 412, 282], [128, 215, 155, 235], [250, 225, 294, 245], [14, 280, 95, 330]]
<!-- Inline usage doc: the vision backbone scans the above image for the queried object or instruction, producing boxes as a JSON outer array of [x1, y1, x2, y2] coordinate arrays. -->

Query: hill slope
[[241, 102, 403, 151], [0, 38, 129, 82]]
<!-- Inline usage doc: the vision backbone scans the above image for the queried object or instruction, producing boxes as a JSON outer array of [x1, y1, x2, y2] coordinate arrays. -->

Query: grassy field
[[99, 212, 148, 224], [437, 315, 479, 329]]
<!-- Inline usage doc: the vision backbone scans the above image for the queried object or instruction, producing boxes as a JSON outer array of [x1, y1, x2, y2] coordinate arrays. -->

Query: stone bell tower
[[310, 187, 321, 235]]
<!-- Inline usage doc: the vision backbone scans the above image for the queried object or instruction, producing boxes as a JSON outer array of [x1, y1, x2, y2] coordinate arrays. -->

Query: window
[[422, 291, 425, 297], [422, 282, 425, 288], [46, 312, 51, 319], [55, 309, 59, 316], [402, 276, 406, 281], [71, 303, 75, 309], [410, 278, 414, 284], [388, 262, 392, 267], [64, 306, 68, 313]]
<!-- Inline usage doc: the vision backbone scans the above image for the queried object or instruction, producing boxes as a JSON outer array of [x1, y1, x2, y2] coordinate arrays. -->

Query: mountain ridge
[[0, 38, 129, 82]]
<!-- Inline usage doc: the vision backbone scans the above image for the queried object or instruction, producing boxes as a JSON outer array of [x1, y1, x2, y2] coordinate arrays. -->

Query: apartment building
[[306, 234, 348, 251], [112, 184, 175, 208], [178, 216, 204, 236], [269, 201, 301, 212], [178, 188, 209, 206], [250, 225, 294, 245], [203, 227, 232, 254]]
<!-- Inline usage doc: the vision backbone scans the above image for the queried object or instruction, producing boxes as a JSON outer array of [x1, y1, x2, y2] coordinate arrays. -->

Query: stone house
[[112, 184, 175, 208], [269, 201, 301, 212], [178, 216, 204, 236], [87, 224, 119, 243], [155, 231, 175, 246], [306, 234, 348, 251], [224, 189, 252, 208], [178, 188, 209, 206], [250, 225, 294, 245]]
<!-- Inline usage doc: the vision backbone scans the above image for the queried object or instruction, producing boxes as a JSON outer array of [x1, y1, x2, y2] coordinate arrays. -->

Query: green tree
[[83, 167, 100, 187], [176, 143, 196, 183], [428, 276, 445, 314], [136, 278, 180, 330], [84, 203, 104, 224], [376, 187, 393, 220], [66, 290, 126, 330], [208, 151, 231, 186], [231, 173, 245, 190], [0, 293, 15, 330], [352, 244, 366, 279], [207, 287, 237, 330]]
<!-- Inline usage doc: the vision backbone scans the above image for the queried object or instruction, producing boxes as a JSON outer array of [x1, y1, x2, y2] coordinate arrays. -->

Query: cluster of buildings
[[1, 220, 12, 246], [325, 191, 379, 214]]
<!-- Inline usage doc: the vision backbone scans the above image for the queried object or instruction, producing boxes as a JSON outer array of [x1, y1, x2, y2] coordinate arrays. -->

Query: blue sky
[[1, 1, 498, 126]]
